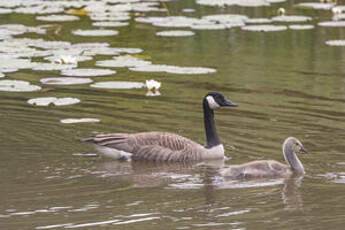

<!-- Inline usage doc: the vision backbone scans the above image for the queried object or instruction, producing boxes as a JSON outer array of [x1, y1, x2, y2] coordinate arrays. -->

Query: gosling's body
[[220, 137, 307, 179], [220, 160, 292, 179], [79, 92, 237, 162]]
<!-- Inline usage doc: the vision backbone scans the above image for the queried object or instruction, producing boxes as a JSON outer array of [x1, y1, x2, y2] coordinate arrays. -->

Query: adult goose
[[79, 92, 237, 162], [219, 137, 307, 179]]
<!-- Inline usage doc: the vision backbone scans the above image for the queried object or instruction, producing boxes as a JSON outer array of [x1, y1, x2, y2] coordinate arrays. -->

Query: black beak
[[223, 99, 238, 107], [300, 146, 308, 153]]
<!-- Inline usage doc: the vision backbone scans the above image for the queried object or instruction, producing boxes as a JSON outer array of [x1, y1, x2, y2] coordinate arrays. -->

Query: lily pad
[[32, 63, 76, 71], [96, 55, 151, 68], [196, 0, 271, 7], [289, 24, 314, 30], [15, 5, 64, 14], [81, 47, 143, 56], [28, 97, 80, 106], [182, 8, 196, 13], [90, 81, 145, 89], [241, 25, 288, 32], [0, 68, 18, 73], [61, 68, 116, 77], [318, 21, 345, 27], [130, 64, 216, 75], [36, 15, 80, 22], [202, 14, 248, 23], [72, 29, 119, 36], [92, 21, 129, 27], [191, 24, 228, 30], [245, 18, 272, 24], [325, 40, 345, 46], [40, 77, 93, 85], [156, 30, 195, 37], [295, 2, 334, 10], [0, 80, 41, 92], [271, 15, 312, 23], [0, 8, 12, 14], [72, 42, 109, 48], [60, 118, 100, 124]]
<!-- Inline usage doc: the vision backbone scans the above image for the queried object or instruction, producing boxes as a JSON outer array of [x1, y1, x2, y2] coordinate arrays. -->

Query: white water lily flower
[[54, 55, 78, 65], [145, 79, 161, 93], [277, 8, 285, 16]]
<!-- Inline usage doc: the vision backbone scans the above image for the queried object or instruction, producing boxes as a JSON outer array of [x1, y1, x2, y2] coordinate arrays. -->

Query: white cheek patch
[[206, 96, 220, 109]]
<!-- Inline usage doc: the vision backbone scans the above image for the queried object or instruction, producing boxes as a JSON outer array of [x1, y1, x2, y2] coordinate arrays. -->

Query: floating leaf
[[295, 2, 334, 10], [271, 15, 312, 23], [60, 118, 100, 124], [245, 18, 272, 24], [72, 29, 119, 36], [15, 5, 64, 14], [202, 14, 248, 23], [289, 24, 314, 30], [241, 25, 288, 32], [196, 0, 272, 7], [0, 80, 41, 92], [318, 21, 345, 27], [0, 68, 18, 73], [28, 97, 80, 106], [95, 55, 151, 68], [92, 21, 129, 27], [72, 42, 109, 48], [156, 30, 195, 37], [90, 81, 145, 89], [40, 77, 92, 85], [130, 64, 216, 75], [325, 40, 345, 46], [61, 68, 116, 77], [36, 15, 80, 22], [182, 8, 196, 13], [32, 63, 76, 71], [0, 8, 12, 14], [191, 24, 228, 30]]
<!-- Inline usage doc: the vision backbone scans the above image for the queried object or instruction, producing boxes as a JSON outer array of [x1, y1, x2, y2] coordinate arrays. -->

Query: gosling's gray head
[[282, 137, 307, 174], [204, 92, 237, 110], [283, 137, 307, 154]]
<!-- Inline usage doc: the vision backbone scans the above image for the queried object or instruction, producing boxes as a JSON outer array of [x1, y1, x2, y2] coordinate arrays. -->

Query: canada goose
[[219, 137, 307, 179], [79, 92, 237, 162]]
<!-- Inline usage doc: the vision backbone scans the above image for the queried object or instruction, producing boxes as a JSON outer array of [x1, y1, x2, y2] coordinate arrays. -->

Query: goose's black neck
[[203, 99, 221, 148]]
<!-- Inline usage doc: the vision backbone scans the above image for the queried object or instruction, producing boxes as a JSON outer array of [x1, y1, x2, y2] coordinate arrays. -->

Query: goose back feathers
[[79, 92, 237, 162]]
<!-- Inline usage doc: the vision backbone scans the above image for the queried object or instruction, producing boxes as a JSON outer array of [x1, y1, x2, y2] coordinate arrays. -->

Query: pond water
[[1, 0, 345, 230]]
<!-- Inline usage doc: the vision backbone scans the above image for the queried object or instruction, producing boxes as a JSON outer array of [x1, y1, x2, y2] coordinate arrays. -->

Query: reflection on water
[[282, 177, 304, 211]]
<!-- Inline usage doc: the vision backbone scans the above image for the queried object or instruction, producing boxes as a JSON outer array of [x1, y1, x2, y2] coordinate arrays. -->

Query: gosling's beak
[[223, 99, 238, 107], [300, 146, 308, 153]]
